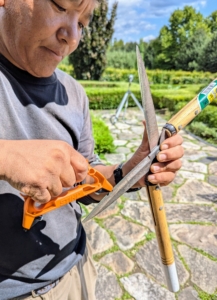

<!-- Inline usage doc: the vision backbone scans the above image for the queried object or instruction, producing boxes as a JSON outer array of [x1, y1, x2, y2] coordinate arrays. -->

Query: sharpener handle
[[22, 166, 113, 230]]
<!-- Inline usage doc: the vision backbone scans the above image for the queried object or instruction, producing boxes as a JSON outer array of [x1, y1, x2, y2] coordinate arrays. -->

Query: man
[[0, 0, 184, 299]]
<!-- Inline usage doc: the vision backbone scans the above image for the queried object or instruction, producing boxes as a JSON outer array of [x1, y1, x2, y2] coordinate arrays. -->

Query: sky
[[108, 0, 216, 42]]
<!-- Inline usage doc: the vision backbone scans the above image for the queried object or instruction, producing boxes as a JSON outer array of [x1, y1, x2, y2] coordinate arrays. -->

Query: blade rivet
[[159, 206, 164, 211]]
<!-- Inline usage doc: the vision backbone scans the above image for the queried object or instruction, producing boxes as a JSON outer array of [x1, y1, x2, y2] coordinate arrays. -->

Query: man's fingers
[[70, 155, 88, 183], [150, 160, 182, 174], [27, 188, 52, 203], [60, 166, 77, 187], [160, 134, 183, 150], [148, 171, 176, 185], [156, 145, 184, 162]]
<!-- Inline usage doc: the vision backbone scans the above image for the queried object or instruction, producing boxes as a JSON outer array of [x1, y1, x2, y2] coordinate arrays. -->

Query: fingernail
[[161, 144, 168, 150], [159, 154, 167, 161], [148, 175, 156, 182], [153, 166, 160, 172]]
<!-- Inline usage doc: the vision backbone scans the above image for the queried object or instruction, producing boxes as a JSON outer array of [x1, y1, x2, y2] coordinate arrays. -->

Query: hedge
[[58, 64, 217, 85], [81, 82, 217, 111]]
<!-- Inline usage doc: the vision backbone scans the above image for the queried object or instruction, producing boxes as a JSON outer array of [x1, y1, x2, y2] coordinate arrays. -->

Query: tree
[[109, 39, 125, 51], [206, 11, 217, 33], [144, 38, 161, 69], [175, 28, 211, 71], [198, 32, 217, 73], [69, 0, 118, 80], [157, 6, 209, 69]]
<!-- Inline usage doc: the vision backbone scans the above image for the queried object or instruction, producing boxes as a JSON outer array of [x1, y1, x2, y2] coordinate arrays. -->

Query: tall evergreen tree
[[199, 32, 217, 73], [175, 28, 211, 71], [69, 1, 118, 80]]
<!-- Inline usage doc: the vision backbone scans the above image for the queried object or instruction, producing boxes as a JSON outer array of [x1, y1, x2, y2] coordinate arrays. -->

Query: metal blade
[[136, 46, 159, 150], [83, 146, 160, 222]]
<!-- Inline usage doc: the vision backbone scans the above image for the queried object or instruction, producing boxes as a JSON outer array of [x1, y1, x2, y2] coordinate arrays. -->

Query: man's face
[[0, 0, 96, 77]]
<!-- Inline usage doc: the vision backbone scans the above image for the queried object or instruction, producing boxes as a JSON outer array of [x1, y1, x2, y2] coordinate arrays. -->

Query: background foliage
[[68, 0, 117, 80], [91, 113, 115, 154]]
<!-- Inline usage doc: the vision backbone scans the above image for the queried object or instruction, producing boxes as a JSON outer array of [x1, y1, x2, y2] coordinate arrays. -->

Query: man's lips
[[44, 47, 64, 62]]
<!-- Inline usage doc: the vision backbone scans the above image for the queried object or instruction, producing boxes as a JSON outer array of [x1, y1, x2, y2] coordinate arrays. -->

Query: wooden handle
[[146, 184, 173, 264], [165, 79, 217, 135], [146, 184, 179, 292]]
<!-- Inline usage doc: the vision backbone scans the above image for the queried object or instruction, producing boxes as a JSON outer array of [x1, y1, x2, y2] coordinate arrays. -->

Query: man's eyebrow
[[67, 0, 94, 23]]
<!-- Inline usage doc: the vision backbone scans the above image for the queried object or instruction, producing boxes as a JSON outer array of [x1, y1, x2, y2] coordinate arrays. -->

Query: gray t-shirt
[[0, 55, 99, 299]]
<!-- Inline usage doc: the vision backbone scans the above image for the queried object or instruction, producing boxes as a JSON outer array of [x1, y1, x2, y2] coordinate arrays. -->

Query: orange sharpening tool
[[22, 166, 113, 230]]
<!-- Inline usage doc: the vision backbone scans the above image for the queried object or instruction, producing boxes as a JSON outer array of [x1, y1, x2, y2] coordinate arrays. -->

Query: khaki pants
[[13, 240, 97, 300]]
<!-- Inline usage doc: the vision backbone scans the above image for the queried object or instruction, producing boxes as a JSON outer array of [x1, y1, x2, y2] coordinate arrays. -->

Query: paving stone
[[113, 140, 127, 146], [183, 150, 207, 161], [118, 132, 141, 142], [207, 151, 217, 157], [183, 141, 201, 150], [83, 220, 113, 254], [135, 239, 189, 286], [179, 170, 205, 180], [127, 141, 141, 148], [165, 204, 217, 224], [121, 200, 154, 231], [181, 160, 207, 173], [95, 264, 123, 300], [178, 287, 200, 300], [94, 199, 121, 219], [170, 224, 217, 258], [123, 191, 141, 201], [176, 179, 217, 204], [131, 126, 144, 135], [104, 216, 148, 250], [199, 156, 217, 165], [172, 174, 185, 186], [104, 153, 125, 164], [115, 123, 131, 130], [182, 134, 198, 141], [209, 161, 217, 175], [178, 245, 217, 294], [99, 251, 134, 275], [112, 129, 121, 134], [208, 175, 217, 187], [115, 146, 131, 154], [203, 146, 217, 152], [120, 273, 176, 300], [161, 185, 174, 202], [138, 188, 149, 201]]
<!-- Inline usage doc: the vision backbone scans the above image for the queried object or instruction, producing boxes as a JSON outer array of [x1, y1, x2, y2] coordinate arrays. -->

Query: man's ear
[[0, 0, 5, 6]]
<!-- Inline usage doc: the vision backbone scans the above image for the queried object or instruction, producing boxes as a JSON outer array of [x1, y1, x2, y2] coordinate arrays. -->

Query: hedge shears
[[83, 47, 217, 292]]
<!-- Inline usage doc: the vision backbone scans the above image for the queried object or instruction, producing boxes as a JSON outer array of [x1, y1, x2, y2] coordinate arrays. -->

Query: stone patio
[[83, 108, 217, 300]]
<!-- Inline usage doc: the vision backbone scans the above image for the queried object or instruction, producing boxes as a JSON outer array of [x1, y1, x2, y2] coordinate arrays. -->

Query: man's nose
[[57, 18, 81, 49]]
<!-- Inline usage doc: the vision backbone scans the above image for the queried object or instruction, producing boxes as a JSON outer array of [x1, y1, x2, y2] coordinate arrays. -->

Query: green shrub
[[195, 105, 217, 128], [102, 68, 217, 85], [187, 122, 217, 144], [91, 114, 115, 154]]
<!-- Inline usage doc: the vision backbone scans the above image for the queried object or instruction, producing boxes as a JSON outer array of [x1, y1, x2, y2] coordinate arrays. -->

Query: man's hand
[[122, 122, 184, 187], [0, 140, 88, 203]]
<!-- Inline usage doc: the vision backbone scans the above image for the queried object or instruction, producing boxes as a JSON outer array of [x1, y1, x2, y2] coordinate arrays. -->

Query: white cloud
[[108, 0, 208, 41], [143, 35, 156, 42]]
